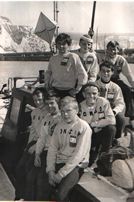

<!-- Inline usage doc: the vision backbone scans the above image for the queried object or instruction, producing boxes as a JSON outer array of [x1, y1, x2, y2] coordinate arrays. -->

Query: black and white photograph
[[0, 1, 134, 201]]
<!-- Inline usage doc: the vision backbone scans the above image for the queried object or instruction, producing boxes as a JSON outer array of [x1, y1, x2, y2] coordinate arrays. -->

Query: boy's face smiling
[[84, 86, 99, 106], [56, 40, 69, 55], [61, 103, 78, 124], [100, 66, 113, 82], [33, 93, 44, 109], [106, 46, 119, 58], [79, 40, 93, 53], [46, 99, 59, 115]]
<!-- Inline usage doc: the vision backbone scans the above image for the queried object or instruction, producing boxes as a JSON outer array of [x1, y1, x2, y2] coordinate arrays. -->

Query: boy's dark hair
[[100, 61, 114, 71], [82, 82, 100, 92], [33, 87, 48, 102], [106, 40, 120, 50], [55, 33, 72, 46], [45, 94, 59, 103]]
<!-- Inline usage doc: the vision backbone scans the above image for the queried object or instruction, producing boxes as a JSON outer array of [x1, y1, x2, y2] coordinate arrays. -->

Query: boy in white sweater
[[73, 34, 99, 82], [104, 40, 134, 127], [73, 34, 99, 102], [96, 61, 126, 139], [15, 87, 48, 200], [43, 96, 92, 201], [80, 82, 116, 166], [24, 95, 61, 200], [45, 33, 88, 98]]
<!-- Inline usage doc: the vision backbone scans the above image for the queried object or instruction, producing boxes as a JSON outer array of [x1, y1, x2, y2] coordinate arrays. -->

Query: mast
[[53, 1, 59, 36], [88, 1, 96, 38], [53, 1, 59, 53], [53, 1, 56, 21]]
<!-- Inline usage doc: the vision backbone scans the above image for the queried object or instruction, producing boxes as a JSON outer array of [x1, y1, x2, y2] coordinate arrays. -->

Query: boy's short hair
[[55, 33, 72, 46], [59, 96, 78, 110], [82, 82, 100, 92], [79, 34, 93, 43], [45, 94, 59, 103], [33, 87, 47, 101], [100, 61, 114, 71], [106, 40, 120, 49]]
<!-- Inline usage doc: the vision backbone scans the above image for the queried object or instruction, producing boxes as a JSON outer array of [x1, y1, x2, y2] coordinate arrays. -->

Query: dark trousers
[[111, 79, 134, 118], [15, 141, 36, 199], [49, 87, 73, 99], [115, 112, 126, 139], [15, 151, 35, 199], [76, 87, 84, 103], [89, 125, 116, 166], [24, 151, 47, 201], [42, 163, 84, 201]]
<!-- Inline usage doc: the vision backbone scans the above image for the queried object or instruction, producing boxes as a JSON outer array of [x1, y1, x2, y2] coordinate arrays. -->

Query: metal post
[[55, 1, 59, 36], [53, 1, 56, 21], [88, 1, 96, 38]]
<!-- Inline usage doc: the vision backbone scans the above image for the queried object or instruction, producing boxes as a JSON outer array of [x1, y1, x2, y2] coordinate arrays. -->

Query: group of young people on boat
[[15, 33, 134, 201]]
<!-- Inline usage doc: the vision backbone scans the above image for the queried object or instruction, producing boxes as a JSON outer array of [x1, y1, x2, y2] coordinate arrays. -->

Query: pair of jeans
[[42, 163, 83, 201]]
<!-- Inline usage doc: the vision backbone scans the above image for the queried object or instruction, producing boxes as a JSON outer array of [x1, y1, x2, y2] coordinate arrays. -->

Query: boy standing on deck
[[73, 34, 99, 102], [73, 34, 99, 82], [42, 96, 92, 201], [45, 33, 88, 98]]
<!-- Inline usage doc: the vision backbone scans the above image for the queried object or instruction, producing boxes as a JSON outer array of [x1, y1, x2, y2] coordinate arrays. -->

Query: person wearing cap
[[79, 82, 116, 166], [96, 61, 126, 139], [73, 34, 99, 82], [73, 34, 99, 102], [104, 40, 134, 128]]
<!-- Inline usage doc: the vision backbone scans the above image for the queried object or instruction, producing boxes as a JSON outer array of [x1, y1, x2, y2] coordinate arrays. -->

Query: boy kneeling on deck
[[79, 82, 116, 166], [43, 96, 92, 201]]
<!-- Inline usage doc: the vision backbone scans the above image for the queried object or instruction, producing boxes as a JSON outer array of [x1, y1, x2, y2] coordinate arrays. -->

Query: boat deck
[[0, 163, 15, 200], [78, 169, 129, 202]]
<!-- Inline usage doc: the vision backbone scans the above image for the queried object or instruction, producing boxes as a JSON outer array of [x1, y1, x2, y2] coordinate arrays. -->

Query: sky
[[0, 1, 134, 34]]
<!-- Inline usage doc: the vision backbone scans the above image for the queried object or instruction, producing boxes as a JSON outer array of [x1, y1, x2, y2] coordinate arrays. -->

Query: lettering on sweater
[[61, 57, 69, 66]]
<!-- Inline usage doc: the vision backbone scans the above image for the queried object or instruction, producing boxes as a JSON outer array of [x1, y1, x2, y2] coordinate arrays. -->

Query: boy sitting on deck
[[24, 95, 61, 200], [104, 40, 134, 128], [15, 87, 48, 200], [45, 33, 88, 98], [96, 61, 126, 139], [79, 82, 116, 166], [42, 96, 92, 201]]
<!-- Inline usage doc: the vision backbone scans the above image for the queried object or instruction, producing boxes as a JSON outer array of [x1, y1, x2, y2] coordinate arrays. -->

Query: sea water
[[0, 61, 48, 88], [0, 61, 133, 88]]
